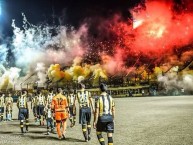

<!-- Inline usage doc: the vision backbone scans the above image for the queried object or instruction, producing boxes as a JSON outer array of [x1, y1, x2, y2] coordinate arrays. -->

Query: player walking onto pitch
[[51, 88, 69, 140], [5, 93, 13, 121], [67, 88, 76, 127], [31, 92, 38, 122], [93, 83, 115, 145], [46, 88, 56, 128], [76, 83, 94, 142], [36, 90, 46, 125], [46, 88, 55, 106], [45, 104, 54, 135], [0, 93, 5, 121], [17, 90, 29, 134]]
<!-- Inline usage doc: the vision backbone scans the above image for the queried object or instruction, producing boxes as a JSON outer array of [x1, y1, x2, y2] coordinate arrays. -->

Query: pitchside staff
[[0, 93, 5, 121], [93, 83, 115, 145], [76, 83, 94, 142], [17, 90, 29, 134]]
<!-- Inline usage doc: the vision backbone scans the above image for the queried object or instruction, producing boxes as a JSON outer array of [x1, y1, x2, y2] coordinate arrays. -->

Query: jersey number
[[57, 98, 63, 105]]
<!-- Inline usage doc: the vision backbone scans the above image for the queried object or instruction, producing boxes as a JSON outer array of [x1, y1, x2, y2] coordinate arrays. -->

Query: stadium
[[0, 0, 193, 145]]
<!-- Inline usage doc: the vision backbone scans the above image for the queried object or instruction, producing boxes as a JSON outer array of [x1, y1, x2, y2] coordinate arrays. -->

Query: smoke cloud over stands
[[0, 0, 193, 91]]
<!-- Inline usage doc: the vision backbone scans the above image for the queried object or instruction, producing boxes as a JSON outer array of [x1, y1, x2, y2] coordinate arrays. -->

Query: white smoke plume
[[0, 14, 89, 90], [0, 66, 21, 90], [0, 44, 8, 63], [181, 74, 193, 90], [158, 66, 193, 92], [12, 14, 87, 69], [36, 62, 47, 86]]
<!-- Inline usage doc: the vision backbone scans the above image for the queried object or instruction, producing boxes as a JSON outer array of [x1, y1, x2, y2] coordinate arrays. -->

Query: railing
[[87, 85, 150, 98]]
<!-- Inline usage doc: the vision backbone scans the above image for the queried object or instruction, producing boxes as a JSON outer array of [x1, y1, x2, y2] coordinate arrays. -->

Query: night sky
[[0, 0, 185, 37], [1, 0, 144, 36]]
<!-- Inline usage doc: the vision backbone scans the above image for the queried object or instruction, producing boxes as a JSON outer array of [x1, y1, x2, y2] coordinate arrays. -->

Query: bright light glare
[[133, 19, 144, 29]]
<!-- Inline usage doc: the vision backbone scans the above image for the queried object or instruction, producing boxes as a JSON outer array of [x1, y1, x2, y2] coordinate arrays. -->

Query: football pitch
[[0, 95, 193, 145]]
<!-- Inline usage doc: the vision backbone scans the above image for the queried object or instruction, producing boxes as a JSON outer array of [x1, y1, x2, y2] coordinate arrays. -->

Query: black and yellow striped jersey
[[6, 104, 12, 113], [32, 96, 37, 106], [96, 92, 115, 116], [5, 97, 13, 106], [67, 93, 76, 106], [17, 95, 28, 108], [47, 93, 55, 105], [45, 107, 53, 119], [36, 95, 46, 106], [0, 96, 4, 107], [77, 90, 91, 108]]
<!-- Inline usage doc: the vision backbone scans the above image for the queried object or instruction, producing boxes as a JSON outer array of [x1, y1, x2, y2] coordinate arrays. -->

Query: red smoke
[[110, 0, 193, 57], [83, 0, 193, 75]]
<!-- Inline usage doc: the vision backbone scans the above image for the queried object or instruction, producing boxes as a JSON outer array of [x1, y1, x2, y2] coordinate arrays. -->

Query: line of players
[[16, 88, 76, 136], [0, 92, 14, 122], [30, 88, 77, 135], [0, 83, 115, 145]]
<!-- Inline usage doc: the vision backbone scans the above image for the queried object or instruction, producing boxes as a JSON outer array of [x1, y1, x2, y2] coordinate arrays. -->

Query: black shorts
[[37, 105, 45, 116], [0, 107, 4, 113], [69, 106, 76, 116], [79, 107, 91, 124], [6, 109, 12, 113], [96, 120, 114, 133], [18, 108, 29, 120]]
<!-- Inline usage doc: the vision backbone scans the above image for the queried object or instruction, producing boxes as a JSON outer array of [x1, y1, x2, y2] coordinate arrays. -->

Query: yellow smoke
[[47, 57, 108, 85], [0, 76, 9, 90], [72, 66, 85, 80], [91, 64, 108, 85], [47, 64, 72, 83], [63, 70, 72, 81], [48, 64, 63, 82], [83, 64, 91, 78], [141, 70, 148, 80], [154, 67, 162, 75]]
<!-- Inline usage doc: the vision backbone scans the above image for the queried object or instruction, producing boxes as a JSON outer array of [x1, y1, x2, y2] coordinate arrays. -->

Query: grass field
[[0, 95, 193, 145]]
